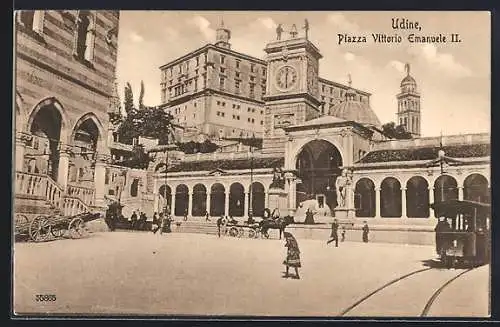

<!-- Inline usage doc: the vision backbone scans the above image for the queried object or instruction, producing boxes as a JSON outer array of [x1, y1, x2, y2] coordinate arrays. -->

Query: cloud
[[256, 17, 277, 30], [416, 44, 472, 78], [327, 13, 362, 33], [343, 52, 355, 61], [189, 15, 216, 41], [129, 31, 144, 43], [387, 60, 406, 73], [164, 27, 179, 41]]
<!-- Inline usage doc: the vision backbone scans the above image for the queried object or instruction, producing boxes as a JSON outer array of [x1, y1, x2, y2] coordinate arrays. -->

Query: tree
[[138, 80, 145, 110], [381, 122, 413, 139], [124, 82, 134, 114]]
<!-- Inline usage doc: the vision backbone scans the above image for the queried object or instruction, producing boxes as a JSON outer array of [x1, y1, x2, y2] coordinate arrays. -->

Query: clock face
[[275, 66, 298, 91]]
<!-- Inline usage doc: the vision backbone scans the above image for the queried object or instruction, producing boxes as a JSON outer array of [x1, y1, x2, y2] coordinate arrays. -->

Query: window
[[248, 107, 251, 112], [262, 68, 266, 76], [18, 11, 44, 34], [251, 63, 255, 73], [252, 108, 255, 113], [222, 102, 226, 106], [250, 84, 255, 96], [261, 85, 266, 94], [322, 85, 325, 92], [248, 118, 251, 122], [75, 12, 95, 61], [251, 118, 255, 123], [194, 102, 197, 107], [196, 56, 199, 66], [330, 87, 333, 94], [235, 80, 240, 91], [105, 168, 110, 185], [260, 120, 263, 125], [237, 115, 240, 120], [260, 110, 263, 115], [221, 112, 225, 117], [178, 65, 182, 73], [130, 179, 139, 197], [250, 76, 255, 82], [219, 76, 225, 90], [236, 72, 240, 79], [217, 100, 221, 106], [220, 55, 225, 64], [194, 79, 198, 91], [236, 60, 240, 69], [220, 67, 225, 74]]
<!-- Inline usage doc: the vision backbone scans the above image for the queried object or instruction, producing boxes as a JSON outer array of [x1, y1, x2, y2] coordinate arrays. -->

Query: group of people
[[151, 211, 173, 235], [129, 211, 148, 230], [327, 219, 370, 246]]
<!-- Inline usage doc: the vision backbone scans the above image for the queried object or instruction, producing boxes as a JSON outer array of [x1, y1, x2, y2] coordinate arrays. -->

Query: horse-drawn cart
[[225, 221, 261, 239], [15, 212, 101, 242]]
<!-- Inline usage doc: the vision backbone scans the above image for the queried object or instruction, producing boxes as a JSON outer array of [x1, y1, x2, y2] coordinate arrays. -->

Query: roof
[[291, 115, 347, 128], [329, 100, 381, 127], [318, 77, 371, 96], [166, 157, 284, 173], [401, 75, 416, 86], [358, 143, 490, 164]]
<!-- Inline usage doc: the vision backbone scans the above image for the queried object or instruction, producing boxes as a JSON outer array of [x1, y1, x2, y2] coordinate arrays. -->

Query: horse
[[104, 202, 124, 232], [259, 214, 295, 239]]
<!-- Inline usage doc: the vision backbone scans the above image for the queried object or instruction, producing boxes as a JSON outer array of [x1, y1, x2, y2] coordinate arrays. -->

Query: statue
[[276, 24, 284, 40], [303, 19, 309, 39], [290, 24, 298, 38], [270, 167, 285, 189], [335, 169, 351, 207]]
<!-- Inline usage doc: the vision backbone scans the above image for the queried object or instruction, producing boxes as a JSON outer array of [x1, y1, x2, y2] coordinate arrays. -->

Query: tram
[[431, 200, 490, 268]]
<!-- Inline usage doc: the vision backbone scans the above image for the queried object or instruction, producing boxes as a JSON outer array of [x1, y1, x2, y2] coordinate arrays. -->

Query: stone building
[[158, 20, 371, 141], [150, 22, 490, 237], [14, 10, 120, 216]]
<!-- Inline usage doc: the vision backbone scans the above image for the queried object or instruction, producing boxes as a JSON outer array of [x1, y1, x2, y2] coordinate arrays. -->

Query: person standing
[[159, 212, 165, 235], [205, 211, 210, 222], [183, 208, 188, 221], [341, 226, 346, 242], [217, 215, 225, 238], [304, 208, 315, 224], [152, 212, 160, 234], [283, 232, 301, 279], [130, 211, 138, 230], [362, 221, 370, 243], [327, 219, 339, 247]]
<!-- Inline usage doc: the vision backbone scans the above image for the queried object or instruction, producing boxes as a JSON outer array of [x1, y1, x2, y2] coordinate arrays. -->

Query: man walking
[[362, 221, 370, 243], [217, 215, 225, 238], [327, 219, 339, 247]]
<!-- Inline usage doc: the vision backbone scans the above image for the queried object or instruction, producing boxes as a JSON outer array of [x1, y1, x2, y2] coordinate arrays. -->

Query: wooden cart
[[15, 212, 101, 242]]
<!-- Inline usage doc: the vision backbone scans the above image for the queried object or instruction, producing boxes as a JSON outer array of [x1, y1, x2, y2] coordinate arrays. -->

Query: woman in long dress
[[283, 232, 301, 279]]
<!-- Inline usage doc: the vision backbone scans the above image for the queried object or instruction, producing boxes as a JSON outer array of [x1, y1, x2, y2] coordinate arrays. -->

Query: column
[[244, 191, 249, 216], [375, 187, 381, 218], [458, 186, 464, 201], [57, 149, 70, 190], [225, 191, 230, 216], [401, 187, 407, 218], [206, 192, 211, 216], [93, 159, 107, 208], [153, 179, 159, 212], [15, 133, 28, 172], [264, 191, 269, 209], [428, 187, 435, 218], [187, 191, 193, 217], [170, 193, 175, 217]]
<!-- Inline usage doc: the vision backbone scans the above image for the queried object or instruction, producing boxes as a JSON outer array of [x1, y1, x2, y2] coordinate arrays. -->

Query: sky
[[116, 11, 490, 137]]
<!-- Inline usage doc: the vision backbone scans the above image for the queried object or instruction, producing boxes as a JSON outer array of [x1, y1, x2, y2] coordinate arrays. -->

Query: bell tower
[[262, 23, 322, 154], [214, 18, 231, 49], [396, 63, 421, 137]]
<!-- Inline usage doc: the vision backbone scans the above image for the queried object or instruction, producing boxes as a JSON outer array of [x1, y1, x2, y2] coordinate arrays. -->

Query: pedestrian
[[327, 219, 339, 247], [341, 226, 346, 242], [165, 215, 172, 233], [152, 212, 160, 234], [362, 221, 370, 243], [205, 211, 210, 222], [283, 232, 301, 279], [130, 211, 138, 230], [159, 212, 165, 235], [183, 208, 188, 221], [304, 208, 315, 224], [217, 215, 225, 238]]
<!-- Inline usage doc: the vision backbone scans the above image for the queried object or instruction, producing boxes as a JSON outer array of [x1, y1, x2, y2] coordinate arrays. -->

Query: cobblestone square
[[13, 232, 489, 317]]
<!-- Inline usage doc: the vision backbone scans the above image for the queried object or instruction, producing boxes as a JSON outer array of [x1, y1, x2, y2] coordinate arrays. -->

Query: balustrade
[[67, 184, 95, 207]]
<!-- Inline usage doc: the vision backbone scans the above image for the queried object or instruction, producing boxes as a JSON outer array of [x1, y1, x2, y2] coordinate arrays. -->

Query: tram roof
[[431, 200, 490, 217]]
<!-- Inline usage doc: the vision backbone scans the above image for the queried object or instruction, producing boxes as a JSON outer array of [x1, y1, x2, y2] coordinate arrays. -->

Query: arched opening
[[28, 102, 64, 180], [158, 184, 172, 212], [130, 178, 139, 197], [406, 176, 429, 218], [464, 174, 489, 203], [355, 178, 375, 218], [229, 183, 245, 217], [175, 184, 189, 216], [295, 140, 342, 214], [433, 175, 458, 217], [75, 11, 95, 61], [249, 182, 265, 217], [192, 184, 207, 216], [210, 183, 225, 217], [69, 117, 100, 184], [380, 177, 402, 218]]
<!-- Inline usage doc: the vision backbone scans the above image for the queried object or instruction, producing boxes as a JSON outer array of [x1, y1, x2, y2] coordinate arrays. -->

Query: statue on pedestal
[[276, 24, 284, 40], [270, 167, 285, 189], [335, 169, 352, 207]]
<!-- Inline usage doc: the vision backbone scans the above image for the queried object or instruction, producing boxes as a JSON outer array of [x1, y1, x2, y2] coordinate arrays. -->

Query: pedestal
[[268, 188, 287, 212], [334, 207, 356, 219]]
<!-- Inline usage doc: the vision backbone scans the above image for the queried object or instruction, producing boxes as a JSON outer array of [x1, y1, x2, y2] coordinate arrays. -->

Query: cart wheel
[[51, 226, 66, 238], [229, 226, 239, 237], [29, 216, 51, 242], [15, 214, 29, 226], [68, 218, 87, 239], [248, 229, 256, 239]]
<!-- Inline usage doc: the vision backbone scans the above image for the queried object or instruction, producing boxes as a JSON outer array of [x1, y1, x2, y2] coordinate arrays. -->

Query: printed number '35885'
[[35, 294, 56, 302]]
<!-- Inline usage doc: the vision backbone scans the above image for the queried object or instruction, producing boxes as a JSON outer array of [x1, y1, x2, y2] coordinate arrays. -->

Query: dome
[[329, 101, 381, 127], [400, 74, 416, 87]]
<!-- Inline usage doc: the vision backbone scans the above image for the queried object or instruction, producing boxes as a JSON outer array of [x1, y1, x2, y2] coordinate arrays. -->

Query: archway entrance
[[249, 182, 265, 217], [464, 174, 489, 203], [354, 178, 375, 218], [192, 184, 207, 216], [229, 183, 245, 217], [295, 140, 342, 214], [28, 102, 64, 180], [175, 184, 189, 216], [210, 183, 225, 216], [70, 117, 99, 185], [158, 185, 172, 212]]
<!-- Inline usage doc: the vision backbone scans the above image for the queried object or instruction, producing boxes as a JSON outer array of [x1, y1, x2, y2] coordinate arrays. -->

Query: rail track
[[339, 265, 476, 317]]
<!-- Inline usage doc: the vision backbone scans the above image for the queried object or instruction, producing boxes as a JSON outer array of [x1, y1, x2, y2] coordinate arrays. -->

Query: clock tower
[[262, 34, 322, 154]]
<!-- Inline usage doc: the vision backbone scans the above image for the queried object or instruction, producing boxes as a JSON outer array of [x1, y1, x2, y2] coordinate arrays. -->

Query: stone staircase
[[170, 220, 219, 236]]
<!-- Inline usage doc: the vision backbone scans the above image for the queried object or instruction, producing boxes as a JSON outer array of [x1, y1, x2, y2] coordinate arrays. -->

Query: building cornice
[[318, 77, 371, 96]]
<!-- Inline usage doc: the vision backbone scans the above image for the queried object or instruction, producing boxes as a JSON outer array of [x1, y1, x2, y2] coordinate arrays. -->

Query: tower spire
[[405, 63, 410, 76]]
